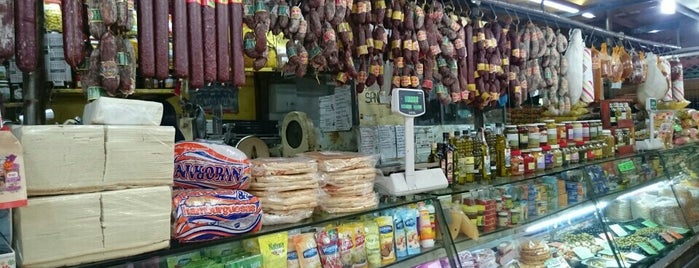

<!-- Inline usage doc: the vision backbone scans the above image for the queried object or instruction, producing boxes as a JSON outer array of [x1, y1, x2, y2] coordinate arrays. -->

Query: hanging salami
[[137, 0, 155, 77], [14, 0, 37, 73], [61, 0, 86, 68]]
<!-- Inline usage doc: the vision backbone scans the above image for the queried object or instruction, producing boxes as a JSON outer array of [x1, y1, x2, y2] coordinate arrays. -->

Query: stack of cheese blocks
[[248, 158, 320, 225], [13, 98, 174, 267], [302, 152, 379, 214]]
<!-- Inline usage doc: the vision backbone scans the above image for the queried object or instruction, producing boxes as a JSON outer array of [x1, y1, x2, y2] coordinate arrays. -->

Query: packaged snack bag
[[294, 233, 322, 268], [375, 216, 396, 265], [364, 220, 382, 268], [258, 232, 288, 268]]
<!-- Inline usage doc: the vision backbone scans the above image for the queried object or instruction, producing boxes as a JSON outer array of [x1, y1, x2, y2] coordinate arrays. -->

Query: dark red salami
[[216, 0, 230, 82], [14, 0, 37, 72], [202, 0, 217, 83], [230, 1, 245, 86], [173, 0, 190, 78], [188, 0, 205, 88], [153, 0, 169, 79], [137, 0, 155, 77], [61, 0, 87, 68], [0, 0, 14, 62], [100, 32, 120, 95]]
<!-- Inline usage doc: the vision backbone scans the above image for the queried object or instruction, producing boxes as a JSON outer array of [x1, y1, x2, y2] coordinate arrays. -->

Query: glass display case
[[73, 144, 699, 268]]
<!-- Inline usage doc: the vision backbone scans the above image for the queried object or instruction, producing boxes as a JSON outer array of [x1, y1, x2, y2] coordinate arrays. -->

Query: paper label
[[625, 252, 646, 261], [649, 239, 666, 250], [642, 220, 659, 228], [660, 232, 676, 243], [610, 224, 628, 237], [573, 247, 594, 259], [618, 160, 635, 173], [637, 242, 658, 255], [624, 225, 637, 231], [668, 230, 684, 239], [0, 132, 28, 209]]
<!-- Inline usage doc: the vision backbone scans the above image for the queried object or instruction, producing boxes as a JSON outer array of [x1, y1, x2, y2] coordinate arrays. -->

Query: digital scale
[[375, 88, 449, 196], [637, 97, 664, 150]]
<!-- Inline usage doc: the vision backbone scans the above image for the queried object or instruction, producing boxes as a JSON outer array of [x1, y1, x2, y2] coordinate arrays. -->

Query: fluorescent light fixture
[[617, 182, 665, 200], [581, 12, 596, 19], [527, 0, 580, 14], [648, 29, 662, 33], [660, 0, 676, 14], [525, 201, 609, 233]]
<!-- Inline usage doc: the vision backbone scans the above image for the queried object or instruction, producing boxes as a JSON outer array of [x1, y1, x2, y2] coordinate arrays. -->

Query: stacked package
[[12, 100, 174, 267], [248, 158, 319, 225], [302, 152, 379, 214]]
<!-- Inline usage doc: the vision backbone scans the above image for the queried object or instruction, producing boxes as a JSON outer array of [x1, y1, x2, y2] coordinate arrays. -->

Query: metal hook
[[488, 3, 497, 21]]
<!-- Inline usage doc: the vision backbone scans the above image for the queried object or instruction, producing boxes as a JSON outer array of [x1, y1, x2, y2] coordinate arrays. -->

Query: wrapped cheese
[[564, 29, 583, 105]]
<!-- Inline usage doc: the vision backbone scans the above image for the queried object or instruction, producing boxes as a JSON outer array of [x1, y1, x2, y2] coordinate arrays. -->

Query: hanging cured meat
[[564, 29, 583, 105]]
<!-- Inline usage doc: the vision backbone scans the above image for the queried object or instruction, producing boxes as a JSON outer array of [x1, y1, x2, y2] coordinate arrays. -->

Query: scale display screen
[[393, 88, 425, 116]]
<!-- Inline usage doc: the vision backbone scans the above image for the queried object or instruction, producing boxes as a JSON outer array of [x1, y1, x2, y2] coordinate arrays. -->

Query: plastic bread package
[[319, 191, 379, 214], [299, 152, 380, 173], [173, 141, 251, 190], [172, 189, 262, 243], [251, 157, 318, 177], [319, 168, 379, 186]]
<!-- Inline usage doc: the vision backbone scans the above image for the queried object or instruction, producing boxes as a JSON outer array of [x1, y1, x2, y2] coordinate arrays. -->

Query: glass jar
[[518, 125, 529, 149], [498, 212, 509, 227], [576, 141, 587, 163], [542, 145, 554, 170], [556, 123, 567, 144], [538, 123, 548, 147], [564, 121, 574, 143], [527, 124, 541, 149], [532, 148, 545, 172], [573, 121, 583, 142], [586, 142, 595, 161], [551, 144, 563, 167], [544, 120, 557, 145], [602, 129, 615, 158], [522, 149, 535, 174], [582, 121, 590, 141], [569, 143, 580, 164], [510, 150, 524, 176], [595, 120, 603, 139], [505, 125, 519, 149], [594, 142, 604, 160], [560, 142, 570, 166], [589, 120, 599, 140]]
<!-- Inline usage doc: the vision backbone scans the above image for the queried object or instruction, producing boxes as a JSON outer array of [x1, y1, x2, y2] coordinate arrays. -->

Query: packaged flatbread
[[300, 152, 379, 173], [251, 157, 318, 176], [253, 173, 319, 183], [263, 208, 315, 225]]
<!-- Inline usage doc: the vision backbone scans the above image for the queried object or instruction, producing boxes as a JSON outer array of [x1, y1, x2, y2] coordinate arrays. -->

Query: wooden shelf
[[53, 88, 174, 95]]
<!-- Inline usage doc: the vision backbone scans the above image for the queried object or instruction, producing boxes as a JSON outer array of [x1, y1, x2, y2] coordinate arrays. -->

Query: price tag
[[675, 227, 691, 234], [573, 247, 595, 259], [649, 239, 666, 250], [660, 232, 676, 243], [642, 220, 659, 228], [610, 224, 629, 237], [624, 225, 638, 231], [544, 256, 567, 268], [618, 160, 636, 173], [598, 249, 614, 256], [626, 252, 647, 261], [637, 242, 658, 255], [668, 230, 684, 239]]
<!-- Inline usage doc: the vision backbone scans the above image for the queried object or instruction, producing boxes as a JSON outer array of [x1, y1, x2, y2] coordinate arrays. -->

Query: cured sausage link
[[173, 0, 190, 78], [153, 0, 169, 79]]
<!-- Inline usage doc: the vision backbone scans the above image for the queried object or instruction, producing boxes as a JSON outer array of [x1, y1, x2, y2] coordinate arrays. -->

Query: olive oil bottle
[[495, 125, 510, 177], [460, 130, 475, 184], [479, 129, 491, 181]]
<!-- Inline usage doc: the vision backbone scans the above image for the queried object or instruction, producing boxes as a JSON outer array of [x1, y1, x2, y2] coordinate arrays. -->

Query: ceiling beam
[[631, 19, 681, 34], [562, 0, 654, 18], [677, 2, 699, 21]]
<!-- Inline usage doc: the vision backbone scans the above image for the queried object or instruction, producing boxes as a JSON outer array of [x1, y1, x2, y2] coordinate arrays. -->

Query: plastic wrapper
[[172, 189, 262, 243], [517, 240, 551, 267], [322, 181, 374, 196], [259, 232, 288, 267], [637, 53, 668, 104], [174, 141, 251, 190], [376, 215, 396, 265], [288, 230, 301, 268], [631, 194, 657, 220], [301, 152, 379, 173], [293, 232, 322, 268], [605, 199, 632, 222], [83, 97, 164, 126], [316, 226, 342, 268], [320, 192, 379, 214], [249, 180, 320, 192], [338, 224, 355, 267], [321, 168, 378, 185], [651, 198, 688, 228], [252, 173, 320, 184], [251, 157, 318, 176], [364, 220, 381, 268], [564, 29, 583, 105]]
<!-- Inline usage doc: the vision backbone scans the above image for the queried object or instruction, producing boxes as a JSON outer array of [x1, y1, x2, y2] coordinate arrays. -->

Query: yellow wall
[[49, 73, 257, 124]]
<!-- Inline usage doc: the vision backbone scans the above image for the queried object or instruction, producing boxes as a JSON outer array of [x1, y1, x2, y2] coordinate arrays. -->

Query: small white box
[[83, 97, 164, 126]]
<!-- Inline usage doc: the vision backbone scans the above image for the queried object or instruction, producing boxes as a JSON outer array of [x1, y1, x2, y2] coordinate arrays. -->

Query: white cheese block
[[15, 186, 172, 267], [101, 186, 171, 251], [103, 126, 175, 186], [12, 125, 105, 196], [15, 193, 104, 266], [83, 97, 163, 126]]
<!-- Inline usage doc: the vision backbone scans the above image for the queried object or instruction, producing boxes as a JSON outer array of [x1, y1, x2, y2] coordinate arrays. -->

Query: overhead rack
[[471, 0, 681, 50]]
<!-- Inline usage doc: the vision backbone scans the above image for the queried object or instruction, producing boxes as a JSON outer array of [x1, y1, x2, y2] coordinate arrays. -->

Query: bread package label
[[174, 142, 252, 190], [172, 189, 262, 243], [0, 130, 27, 209]]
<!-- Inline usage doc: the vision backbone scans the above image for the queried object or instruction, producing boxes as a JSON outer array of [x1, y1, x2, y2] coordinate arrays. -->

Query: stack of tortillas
[[249, 157, 319, 225], [301, 152, 379, 214]]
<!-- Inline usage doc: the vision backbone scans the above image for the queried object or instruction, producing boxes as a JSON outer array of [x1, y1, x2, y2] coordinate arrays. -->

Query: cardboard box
[[14, 186, 171, 267]]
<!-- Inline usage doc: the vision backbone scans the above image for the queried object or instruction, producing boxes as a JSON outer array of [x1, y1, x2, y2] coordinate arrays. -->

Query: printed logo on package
[[173, 142, 252, 190], [0, 130, 27, 209]]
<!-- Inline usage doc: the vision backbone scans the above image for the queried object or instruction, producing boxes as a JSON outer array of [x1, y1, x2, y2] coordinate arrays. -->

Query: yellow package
[[364, 220, 382, 268], [351, 222, 369, 268], [294, 232, 322, 268], [258, 232, 288, 268], [288, 231, 300, 268], [338, 224, 355, 267], [375, 216, 396, 266]]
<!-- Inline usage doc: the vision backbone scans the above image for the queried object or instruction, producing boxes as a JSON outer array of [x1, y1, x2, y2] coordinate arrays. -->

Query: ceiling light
[[648, 29, 661, 33], [527, 0, 580, 14], [660, 0, 676, 14], [581, 12, 596, 19]]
